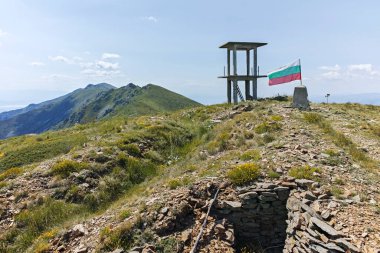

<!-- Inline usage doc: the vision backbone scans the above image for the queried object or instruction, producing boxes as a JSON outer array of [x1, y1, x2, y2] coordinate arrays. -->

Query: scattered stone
[[334, 238, 361, 253], [295, 179, 315, 188], [310, 217, 341, 239], [352, 195, 361, 203]]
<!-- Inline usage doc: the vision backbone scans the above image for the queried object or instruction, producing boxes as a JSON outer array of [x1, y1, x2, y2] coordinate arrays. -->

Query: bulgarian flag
[[268, 59, 302, 86]]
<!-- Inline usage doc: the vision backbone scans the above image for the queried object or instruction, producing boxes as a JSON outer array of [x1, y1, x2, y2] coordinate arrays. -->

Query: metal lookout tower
[[219, 42, 267, 104]]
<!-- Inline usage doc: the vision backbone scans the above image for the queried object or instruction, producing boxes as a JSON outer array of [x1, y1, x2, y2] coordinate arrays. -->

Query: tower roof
[[219, 41, 267, 50]]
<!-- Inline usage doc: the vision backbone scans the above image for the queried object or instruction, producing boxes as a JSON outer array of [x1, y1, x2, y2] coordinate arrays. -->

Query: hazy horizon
[[1, 1, 380, 110]]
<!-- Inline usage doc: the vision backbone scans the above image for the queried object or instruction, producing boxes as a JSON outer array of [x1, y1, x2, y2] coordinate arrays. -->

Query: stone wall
[[213, 178, 361, 253], [215, 183, 290, 252], [283, 178, 360, 253]]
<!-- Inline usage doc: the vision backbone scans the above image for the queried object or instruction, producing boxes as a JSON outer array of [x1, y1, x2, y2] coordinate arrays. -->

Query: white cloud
[[102, 53, 120, 59], [41, 74, 76, 81], [142, 16, 158, 23], [95, 60, 119, 70], [47, 52, 122, 78], [320, 63, 380, 80], [0, 29, 7, 37], [348, 64, 373, 73], [29, 61, 45, 67], [321, 71, 341, 80], [0, 29, 7, 46], [348, 64, 372, 72], [319, 64, 341, 71], [81, 69, 120, 77], [49, 55, 73, 64]]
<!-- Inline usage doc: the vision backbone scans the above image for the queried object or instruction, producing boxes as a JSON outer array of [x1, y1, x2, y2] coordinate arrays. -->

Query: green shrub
[[2, 198, 83, 252], [268, 170, 281, 179], [330, 186, 344, 199], [167, 179, 181, 189], [0, 167, 23, 181], [270, 115, 283, 121], [0, 181, 7, 189], [240, 149, 261, 161], [144, 150, 164, 163], [289, 165, 321, 180], [119, 209, 132, 220], [324, 149, 339, 156], [123, 144, 141, 157], [227, 163, 261, 185], [262, 133, 275, 143], [156, 237, 178, 253], [0, 134, 87, 172], [50, 160, 89, 178], [100, 222, 135, 251], [254, 122, 281, 134], [303, 113, 323, 124]]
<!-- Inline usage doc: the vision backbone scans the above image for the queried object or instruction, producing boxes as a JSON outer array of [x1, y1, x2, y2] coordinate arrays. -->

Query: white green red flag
[[268, 59, 302, 86]]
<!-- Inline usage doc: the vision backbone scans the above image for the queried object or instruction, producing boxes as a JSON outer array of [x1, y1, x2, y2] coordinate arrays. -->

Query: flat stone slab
[[238, 191, 258, 200], [310, 217, 341, 239], [223, 200, 242, 209]]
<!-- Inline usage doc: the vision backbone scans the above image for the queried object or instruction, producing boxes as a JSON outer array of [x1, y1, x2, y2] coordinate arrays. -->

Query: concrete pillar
[[245, 50, 251, 100], [252, 48, 258, 100], [233, 46, 238, 104], [227, 49, 231, 103], [227, 80, 232, 104], [292, 86, 310, 109], [227, 49, 231, 76]]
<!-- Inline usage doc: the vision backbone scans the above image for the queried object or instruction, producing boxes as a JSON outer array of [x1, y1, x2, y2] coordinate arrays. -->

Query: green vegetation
[[0, 198, 84, 252], [50, 160, 90, 178], [254, 121, 281, 134], [267, 170, 281, 179], [99, 222, 135, 251], [227, 163, 261, 185], [303, 112, 378, 170], [0, 133, 87, 172], [240, 149, 261, 161], [119, 209, 132, 220], [0, 167, 23, 181], [289, 165, 321, 180], [330, 186, 344, 199], [167, 178, 182, 189], [167, 176, 192, 189]]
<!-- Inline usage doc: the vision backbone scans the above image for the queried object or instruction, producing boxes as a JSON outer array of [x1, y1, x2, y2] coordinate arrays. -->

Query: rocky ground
[[1, 101, 380, 252]]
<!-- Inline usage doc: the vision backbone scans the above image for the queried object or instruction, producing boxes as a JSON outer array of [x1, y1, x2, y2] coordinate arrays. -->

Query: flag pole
[[299, 58, 304, 86]]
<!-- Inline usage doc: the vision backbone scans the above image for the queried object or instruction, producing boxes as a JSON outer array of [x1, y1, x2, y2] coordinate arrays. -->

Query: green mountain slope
[[0, 83, 201, 139], [0, 101, 379, 252]]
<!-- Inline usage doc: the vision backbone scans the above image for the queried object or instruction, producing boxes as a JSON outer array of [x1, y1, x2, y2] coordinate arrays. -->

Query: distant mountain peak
[[126, 83, 138, 88], [85, 83, 115, 90]]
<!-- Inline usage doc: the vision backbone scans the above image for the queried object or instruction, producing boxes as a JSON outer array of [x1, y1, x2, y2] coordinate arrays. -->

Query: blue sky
[[1, 0, 380, 111]]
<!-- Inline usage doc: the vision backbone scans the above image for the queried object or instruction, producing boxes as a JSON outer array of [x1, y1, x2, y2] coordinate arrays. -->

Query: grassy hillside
[[0, 83, 115, 139], [0, 100, 379, 252], [0, 83, 201, 140]]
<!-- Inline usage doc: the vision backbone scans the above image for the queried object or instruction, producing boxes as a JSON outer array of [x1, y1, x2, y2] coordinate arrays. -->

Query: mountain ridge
[[0, 83, 201, 139]]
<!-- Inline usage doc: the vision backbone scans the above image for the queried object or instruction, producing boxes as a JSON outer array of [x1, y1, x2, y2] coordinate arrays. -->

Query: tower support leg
[[227, 80, 232, 104]]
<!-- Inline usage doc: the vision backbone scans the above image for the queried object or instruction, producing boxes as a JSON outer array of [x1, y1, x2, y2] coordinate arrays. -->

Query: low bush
[[50, 160, 89, 178], [119, 209, 132, 220], [240, 149, 261, 161], [289, 165, 321, 180], [330, 186, 344, 199], [227, 163, 261, 185], [303, 112, 323, 124], [167, 179, 181, 189], [0, 134, 87, 172], [2, 198, 83, 252], [144, 150, 164, 163], [0, 167, 23, 181], [100, 222, 135, 251], [268, 170, 281, 179], [254, 121, 281, 134]]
